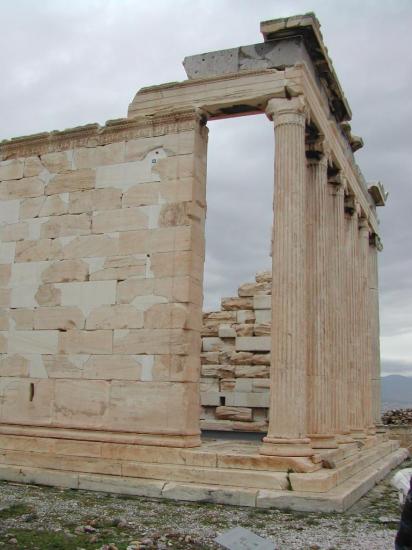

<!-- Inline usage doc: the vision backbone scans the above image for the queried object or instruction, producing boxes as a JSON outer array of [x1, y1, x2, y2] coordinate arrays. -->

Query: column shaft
[[327, 180, 351, 439], [305, 153, 337, 448], [368, 237, 383, 427], [261, 97, 313, 457]]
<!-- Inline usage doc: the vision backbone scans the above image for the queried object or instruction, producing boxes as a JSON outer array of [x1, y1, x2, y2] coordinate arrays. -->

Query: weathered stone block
[[202, 337, 234, 352], [40, 213, 91, 238], [9, 309, 34, 330], [221, 297, 253, 310], [46, 169, 95, 195], [215, 406, 253, 421], [254, 323, 271, 336], [0, 199, 20, 225], [58, 330, 113, 354], [253, 295, 271, 310], [86, 305, 143, 330], [23, 156, 43, 177], [235, 337, 271, 352], [34, 307, 85, 330], [57, 280, 117, 312], [15, 239, 62, 262], [92, 207, 149, 234], [73, 142, 125, 169], [89, 255, 146, 281], [41, 151, 72, 173], [35, 284, 62, 307], [0, 159, 24, 181], [0, 222, 28, 242], [113, 328, 197, 355], [218, 325, 236, 338], [68, 188, 122, 214], [0, 177, 44, 200], [238, 281, 271, 297], [235, 365, 270, 378], [41, 260, 89, 283], [8, 330, 59, 354]]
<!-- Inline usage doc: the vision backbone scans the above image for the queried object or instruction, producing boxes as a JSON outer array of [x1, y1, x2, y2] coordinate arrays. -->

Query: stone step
[[290, 440, 400, 493]]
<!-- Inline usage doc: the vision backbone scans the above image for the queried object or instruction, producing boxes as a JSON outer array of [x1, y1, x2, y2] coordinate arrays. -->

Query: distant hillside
[[381, 375, 412, 409]]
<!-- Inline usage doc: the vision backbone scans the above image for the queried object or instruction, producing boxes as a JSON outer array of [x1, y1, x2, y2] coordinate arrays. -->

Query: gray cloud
[[1, 0, 411, 371]]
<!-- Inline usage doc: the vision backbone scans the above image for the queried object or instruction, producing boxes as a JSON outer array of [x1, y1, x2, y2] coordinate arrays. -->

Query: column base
[[307, 434, 339, 449], [260, 436, 315, 457], [375, 423, 388, 434], [336, 432, 356, 445]]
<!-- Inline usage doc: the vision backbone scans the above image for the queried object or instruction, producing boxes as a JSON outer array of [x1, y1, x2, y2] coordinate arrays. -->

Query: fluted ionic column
[[369, 233, 383, 428], [358, 218, 375, 434], [326, 174, 351, 440], [260, 97, 314, 458], [344, 200, 366, 438], [305, 141, 338, 449]]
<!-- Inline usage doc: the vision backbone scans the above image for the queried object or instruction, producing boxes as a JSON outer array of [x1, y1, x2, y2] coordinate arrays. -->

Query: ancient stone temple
[[0, 14, 407, 511]]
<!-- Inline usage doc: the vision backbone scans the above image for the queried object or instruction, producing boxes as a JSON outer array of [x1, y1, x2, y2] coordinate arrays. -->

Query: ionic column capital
[[265, 96, 307, 128]]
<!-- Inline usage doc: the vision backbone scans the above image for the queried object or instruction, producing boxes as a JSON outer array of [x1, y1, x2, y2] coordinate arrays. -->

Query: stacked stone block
[[200, 271, 272, 432]]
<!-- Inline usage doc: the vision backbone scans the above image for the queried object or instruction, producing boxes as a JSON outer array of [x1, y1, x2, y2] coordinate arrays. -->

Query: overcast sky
[[1, 0, 411, 376]]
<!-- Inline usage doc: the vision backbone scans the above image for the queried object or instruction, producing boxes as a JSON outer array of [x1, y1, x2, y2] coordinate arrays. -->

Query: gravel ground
[[0, 458, 410, 550]]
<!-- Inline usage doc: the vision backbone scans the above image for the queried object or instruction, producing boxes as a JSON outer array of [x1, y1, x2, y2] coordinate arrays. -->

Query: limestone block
[[113, 328, 198, 355], [0, 354, 30, 376], [58, 330, 112, 354], [73, 142, 125, 169], [61, 233, 119, 260], [9, 262, 40, 293], [118, 226, 192, 256], [89, 255, 146, 281], [57, 280, 116, 314], [0, 159, 24, 181], [204, 311, 236, 323], [224, 392, 270, 408], [255, 310, 271, 323], [235, 365, 270, 378], [95, 151, 165, 190], [0, 199, 20, 225], [9, 285, 37, 308], [122, 179, 196, 208], [220, 379, 235, 391], [34, 307, 85, 330], [40, 151, 72, 173], [221, 297, 253, 311], [0, 310, 8, 330], [218, 325, 236, 338], [68, 188, 122, 214], [0, 222, 28, 242], [0, 177, 44, 200], [202, 337, 234, 352], [155, 154, 196, 182], [233, 379, 254, 392], [53, 379, 109, 427], [35, 284, 61, 307], [23, 156, 43, 177], [234, 324, 254, 337], [158, 203, 191, 227], [41, 259, 89, 283], [86, 305, 143, 330], [0, 331, 7, 352], [230, 351, 254, 365], [238, 281, 271, 297], [200, 391, 221, 406], [200, 351, 220, 365], [253, 380, 271, 392], [0, 242, 15, 263], [161, 482, 257, 507], [92, 207, 149, 234], [200, 378, 219, 393], [40, 213, 91, 238], [254, 323, 271, 336], [255, 271, 272, 283], [215, 406, 253, 421], [8, 330, 58, 354], [42, 355, 83, 378], [236, 310, 256, 324], [79, 473, 164, 498], [252, 353, 270, 365], [144, 303, 196, 330], [0, 265, 11, 286], [203, 365, 235, 379], [9, 309, 34, 330], [82, 354, 153, 381], [0, 288, 10, 307], [0, 378, 54, 424], [236, 337, 271, 352], [15, 239, 62, 262], [253, 295, 271, 310], [20, 194, 70, 219], [46, 169, 95, 195], [150, 251, 202, 279], [125, 132, 194, 161]]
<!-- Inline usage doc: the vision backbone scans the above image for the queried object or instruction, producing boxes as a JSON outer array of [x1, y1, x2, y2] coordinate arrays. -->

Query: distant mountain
[[381, 375, 412, 409]]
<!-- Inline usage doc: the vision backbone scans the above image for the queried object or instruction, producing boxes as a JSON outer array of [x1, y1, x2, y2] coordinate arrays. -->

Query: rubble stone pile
[[382, 409, 412, 425], [200, 271, 272, 432]]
